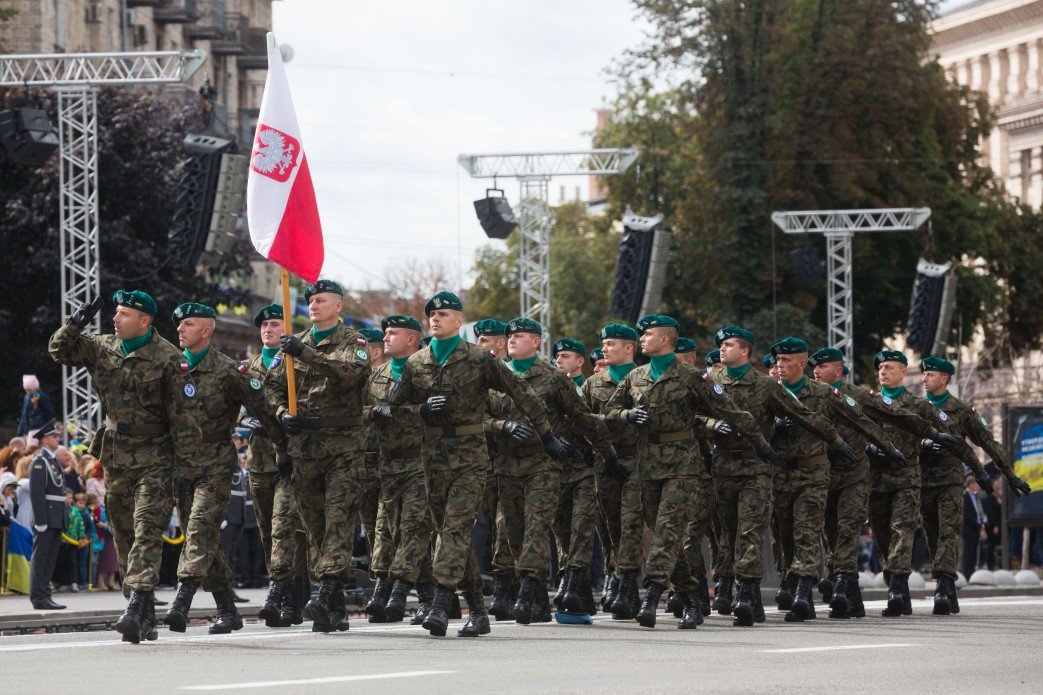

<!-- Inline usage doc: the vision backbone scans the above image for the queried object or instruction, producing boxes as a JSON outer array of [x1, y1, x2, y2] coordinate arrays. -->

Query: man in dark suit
[[29, 419, 67, 610], [960, 473, 986, 580]]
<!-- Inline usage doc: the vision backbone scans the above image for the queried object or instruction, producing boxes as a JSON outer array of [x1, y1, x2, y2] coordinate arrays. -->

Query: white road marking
[[760, 643, 917, 654], [178, 670, 454, 691]]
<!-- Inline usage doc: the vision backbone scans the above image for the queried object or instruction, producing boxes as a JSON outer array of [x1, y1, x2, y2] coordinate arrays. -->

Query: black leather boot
[[581, 570, 598, 615], [666, 590, 684, 618], [489, 573, 515, 621], [164, 581, 197, 633], [948, 579, 960, 614], [449, 592, 462, 619], [610, 571, 638, 619], [932, 575, 951, 615], [279, 582, 303, 626], [829, 572, 852, 619], [116, 590, 149, 644], [422, 586, 454, 637], [560, 568, 587, 614], [636, 582, 665, 628], [714, 575, 734, 615], [818, 569, 835, 602], [209, 589, 244, 634], [847, 574, 866, 618], [775, 571, 793, 611], [458, 590, 491, 637], [513, 576, 538, 625], [259, 580, 286, 627], [305, 578, 340, 629], [603, 573, 620, 609], [411, 581, 435, 625], [324, 584, 350, 633], [698, 577, 711, 617], [900, 574, 913, 615], [785, 576, 816, 622], [553, 574, 567, 610], [366, 576, 392, 623], [533, 581, 553, 622], [385, 579, 411, 623], [882, 573, 906, 617], [140, 593, 159, 641], [678, 591, 702, 629], [752, 580, 766, 623], [732, 580, 756, 627]]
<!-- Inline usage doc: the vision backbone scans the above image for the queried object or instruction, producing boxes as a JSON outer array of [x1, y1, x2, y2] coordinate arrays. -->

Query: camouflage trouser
[[175, 468, 233, 592], [824, 471, 870, 574], [715, 472, 773, 581], [250, 470, 307, 582], [106, 465, 174, 592], [371, 464, 434, 584], [613, 466, 646, 576], [353, 469, 381, 549], [483, 468, 514, 576], [427, 461, 485, 593], [921, 483, 962, 579], [497, 467, 560, 582], [772, 472, 829, 578], [868, 486, 919, 576], [553, 471, 597, 573], [672, 468, 717, 592], [640, 475, 697, 588], [594, 470, 622, 576], [294, 456, 361, 580]]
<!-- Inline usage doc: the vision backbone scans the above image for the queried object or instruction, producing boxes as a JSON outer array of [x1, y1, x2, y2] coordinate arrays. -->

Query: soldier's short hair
[[736, 338, 753, 357]]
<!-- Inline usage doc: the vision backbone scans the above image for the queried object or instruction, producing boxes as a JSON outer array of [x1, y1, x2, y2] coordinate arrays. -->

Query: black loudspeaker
[[0, 108, 60, 166], [167, 134, 236, 269], [474, 188, 517, 239], [609, 212, 670, 324], [906, 258, 957, 355]]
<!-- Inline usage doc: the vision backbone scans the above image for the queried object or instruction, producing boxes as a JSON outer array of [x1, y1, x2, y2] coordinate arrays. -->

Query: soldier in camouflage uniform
[[358, 326, 388, 618], [583, 324, 642, 618], [919, 355, 1032, 615], [267, 280, 371, 633], [49, 290, 200, 644], [589, 347, 607, 373], [161, 302, 286, 635], [243, 304, 307, 628], [391, 292, 570, 637], [606, 315, 775, 629]]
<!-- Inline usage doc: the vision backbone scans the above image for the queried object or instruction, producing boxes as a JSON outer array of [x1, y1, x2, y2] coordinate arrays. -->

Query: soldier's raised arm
[[688, 370, 767, 449], [48, 297, 105, 368], [553, 370, 616, 461], [827, 390, 895, 454]]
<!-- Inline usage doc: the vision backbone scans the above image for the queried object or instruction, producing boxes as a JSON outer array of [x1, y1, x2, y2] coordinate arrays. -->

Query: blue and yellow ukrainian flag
[[4, 521, 33, 594]]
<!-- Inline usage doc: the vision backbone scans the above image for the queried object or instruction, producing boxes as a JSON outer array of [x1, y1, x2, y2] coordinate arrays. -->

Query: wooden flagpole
[[280, 268, 298, 416]]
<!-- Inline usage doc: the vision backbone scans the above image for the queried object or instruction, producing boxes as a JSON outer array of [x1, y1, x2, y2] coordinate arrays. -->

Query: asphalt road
[[2, 595, 1041, 694]]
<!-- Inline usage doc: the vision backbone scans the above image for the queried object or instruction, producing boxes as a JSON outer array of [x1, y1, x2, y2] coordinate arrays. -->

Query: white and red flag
[[247, 32, 324, 283]]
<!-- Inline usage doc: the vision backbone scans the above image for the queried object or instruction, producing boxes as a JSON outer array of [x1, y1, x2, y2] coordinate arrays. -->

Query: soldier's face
[[477, 335, 506, 358], [813, 362, 844, 383], [428, 309, 463, 339], [112, 306, 150, 340], [776, 353, 807, 382], [678, 352, 699, 367], [308, 293, 342, 327], [768, 363, 781, 379], [555, 351, 584, 376], [593, 359, 608, 373], [507, 332, 540, 359], [601, 339, 634, 366], [877, 361, 907, 387], [639, 328, 673, 357], [719, 338, 750, 366], [368, 344, 385, 367], [384, 327, 419, 358], [922, 370, 950, 394], [259, 318, 283, 348], [177, 317, 214, 351]]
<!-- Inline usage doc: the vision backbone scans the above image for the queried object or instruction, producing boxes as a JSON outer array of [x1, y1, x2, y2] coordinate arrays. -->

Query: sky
[[270, 0, 649, 292]]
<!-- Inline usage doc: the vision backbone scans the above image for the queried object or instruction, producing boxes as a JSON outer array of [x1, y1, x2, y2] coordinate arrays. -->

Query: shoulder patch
[[938, 411, 949, 422], [713, 383, 723, 395], [702, 373, 709, 382], [249, 378, 262, 391], [882, 396, 892, 405], [833, 388, 841, 397], [237, 364, 248, 375], [978, 415, 987, 426], [868, 389, 878, 397], [184, 383, 196, 398], [179, 362, 189, 373], [488, 350, 497, 358], [270, 355, 282, 370], [357, 337, 367, 346], [356, 348, 368, 360], [845, 396, 856, 408], [576, 385, 584, 397]]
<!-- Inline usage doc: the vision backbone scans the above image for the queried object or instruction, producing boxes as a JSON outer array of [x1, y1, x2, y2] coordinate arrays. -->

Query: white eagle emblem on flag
[[251, 124, 300, 183]]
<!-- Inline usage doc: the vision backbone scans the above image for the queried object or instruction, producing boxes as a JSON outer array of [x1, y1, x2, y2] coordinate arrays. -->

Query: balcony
[[185, 0, 227, 41], [154, 0, 202, 25], [126, 0, 164, 7], [211, 11, 248, 56], [235, 26, 269, 70]]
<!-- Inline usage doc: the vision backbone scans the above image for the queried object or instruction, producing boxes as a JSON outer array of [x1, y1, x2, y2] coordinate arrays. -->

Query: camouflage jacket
[[266, 323, 371, 459], [364, 360, 426, 475], [922, 393, 991, 488], [870, 387, 939, 491], [48, 322, 199, 471], [583, 369, 641, 474], [242, 353, 281, 474], [605, 359, 765, 481]]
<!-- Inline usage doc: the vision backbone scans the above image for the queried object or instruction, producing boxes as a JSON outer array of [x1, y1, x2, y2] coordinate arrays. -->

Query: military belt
[[45, 494, 66, 503], [783, 453, 829, 470], [384, 446, 423, 460], [507, 443, 546, 457], [426, 424, 485, 438], [230, 490, 246, 497], [301, 416, 364, 429], [921, 454, 958, 469], [201, 431, 230, 444], [105, 418, 166, 437], [641, 430, 694, 444]]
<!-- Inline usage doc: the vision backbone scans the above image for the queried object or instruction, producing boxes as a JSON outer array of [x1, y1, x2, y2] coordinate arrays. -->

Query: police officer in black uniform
[[29, 419, 67, 610]]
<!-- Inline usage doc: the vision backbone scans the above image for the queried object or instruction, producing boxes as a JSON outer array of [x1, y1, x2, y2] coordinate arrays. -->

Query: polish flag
[[246, 32, 324, 283]]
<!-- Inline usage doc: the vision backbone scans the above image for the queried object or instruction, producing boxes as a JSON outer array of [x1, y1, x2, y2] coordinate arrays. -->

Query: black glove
[[420, 395, 447, 419], [541, 431, 573, 462], [70, 296, 104, 330], [626, 407, 649, 425], [604, 457, 629, 484], [502, 420, 536, 442], [239, 415, 262, 431], [755, 442, 779, 466], [934, 432, 961, 450], [834, 441, 858, 465], [712, 420, 733, 436], [280, 333, 305, 357], [920, 438, 943, 455], [889, 447, 907, 466], [276, 454, 293, 478], [976, 475, 995, 497], [1008, 475, 1032, 497], [865, 444, 888, 463], [371, 404, 392, 421], [281, 413, 302, 436], [774, 417, 795, 432]]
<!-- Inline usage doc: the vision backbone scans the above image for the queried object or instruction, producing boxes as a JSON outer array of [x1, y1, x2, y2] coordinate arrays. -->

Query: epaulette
[[180, 362, 189, 373]]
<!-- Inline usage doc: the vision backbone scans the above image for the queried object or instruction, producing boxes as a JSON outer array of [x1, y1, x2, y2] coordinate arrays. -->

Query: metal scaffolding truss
[[1, 51, 205, 435], [771, 208, 931, 376], [459, 148, 638, 356]]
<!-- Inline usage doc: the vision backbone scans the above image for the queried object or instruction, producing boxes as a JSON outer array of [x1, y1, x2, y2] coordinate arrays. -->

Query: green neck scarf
[[725, 362, 751, 380], [608, 362, 636, 384], [925, 389, 950, 408], [831, 380, 844, 390], [430, 335, 461, 366], [782, 376, 807, 396], [311, 324, 337, 345], [390, 356, 409, 380], [120, 328, 154, 356], [183, 346, 209, 371], [649, 353, 676, 382], [572, 374, 585, 386], [261, 345, 280, 370], [510, 354, 538, 376], [881, 385, 906, 399]]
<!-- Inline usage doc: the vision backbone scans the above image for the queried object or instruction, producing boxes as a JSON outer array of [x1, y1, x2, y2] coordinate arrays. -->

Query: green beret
[[112, 289, 157, 317], [473, 319, 508, 338], [599, 323, 639, 341], [770, 337, 809, 356], [589, 348, 604, 365], [552, 338, 586, 358], [359, 327, 384, 343], [382, 314, 422, 332], [763, 352, 776, 368], [420, 336, 433, 348], [705, 349, 721, 367], [304, 279, 344, 302], [253, 304, 283, 327], [424, 291, 463, 316], [873, 349, 908, 369], [920, 355, 954, 375], [171, 302, 216, 324], [636, 314, 680, 332], [809, 347, 844, 366], [715, 325, 754, 347], [675, 337, 697, 354], [505, 316, 542, 336]]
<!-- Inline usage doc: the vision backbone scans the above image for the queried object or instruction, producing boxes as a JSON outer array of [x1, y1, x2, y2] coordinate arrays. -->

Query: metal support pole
[[57, 86, 102, 433], [517, 176, 552, 357], [825, 232, 854, 377]]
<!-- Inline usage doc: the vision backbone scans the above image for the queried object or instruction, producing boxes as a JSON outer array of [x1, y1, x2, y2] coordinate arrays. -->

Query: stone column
[[1008, 43, 1024, 101], [988, 50, 1005, 103], [971, 54, 985, 92], [1031, 147, 1043, 209], [1027, 39, 1041, 94]]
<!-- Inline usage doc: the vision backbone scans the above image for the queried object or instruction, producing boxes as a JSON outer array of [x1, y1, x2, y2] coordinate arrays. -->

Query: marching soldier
[[359, 327, 386, 368], [268, 280, 371, 633], [675, 337, 699, 367], [705, 349, 722, 375], [589, 348, 607, 374], [48, 290, 200, 644], [390, 292, 570, 637], [28, 419, 66, 610], [356, 327, 386, 616]]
